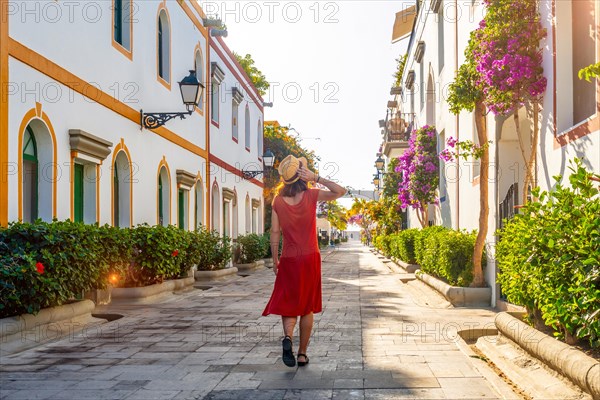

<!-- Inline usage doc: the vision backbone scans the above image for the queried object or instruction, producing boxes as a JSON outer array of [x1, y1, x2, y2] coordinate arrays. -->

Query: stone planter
[[0, 300, 100, 356], [234, 261, 265, 272], [495, 312, 599, 399], [416, 271, 491, 307], [262, 258, 273, 268], [194, 267, 238, 281], [111, 277, 195, 303], [84, 287, 112, 305], [391, 257, 420, 273]]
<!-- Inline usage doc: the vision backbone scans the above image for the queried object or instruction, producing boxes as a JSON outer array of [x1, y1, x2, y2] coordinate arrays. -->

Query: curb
[[0, 300, 98, 356], [111, 277, 195, 301], [195, 267, 239, 280], [495, 312, 599, 399], [415, 271, 491, 307], [235, 261, 266, 272], [391, 257, 420, 273]]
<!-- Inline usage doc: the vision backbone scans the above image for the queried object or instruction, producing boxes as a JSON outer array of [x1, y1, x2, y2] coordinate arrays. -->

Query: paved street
[[0, 243, 515, 400]]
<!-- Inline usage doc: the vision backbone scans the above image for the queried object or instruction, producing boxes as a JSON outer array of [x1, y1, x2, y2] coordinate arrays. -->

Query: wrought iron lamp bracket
[[140, 109, 193, 130]]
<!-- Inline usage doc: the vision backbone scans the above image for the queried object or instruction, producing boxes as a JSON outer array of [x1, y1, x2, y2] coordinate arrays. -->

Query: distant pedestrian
[[262, 155, 346, 367]]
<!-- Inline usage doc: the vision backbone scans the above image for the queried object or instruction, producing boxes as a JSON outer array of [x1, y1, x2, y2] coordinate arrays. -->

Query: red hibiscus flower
[[172, 250, 179, 257], [36, 262, 45, 274]]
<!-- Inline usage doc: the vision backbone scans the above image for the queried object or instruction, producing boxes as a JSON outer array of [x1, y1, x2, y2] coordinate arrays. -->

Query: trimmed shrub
[[418, 228, 481, 287], [0, 221, 233, 317], [497, 159, 600, 347], [195, 228, 232, 271], [236, 233, 267, 264], [389, 229, 419, 264], [414, 226, 448, 265]]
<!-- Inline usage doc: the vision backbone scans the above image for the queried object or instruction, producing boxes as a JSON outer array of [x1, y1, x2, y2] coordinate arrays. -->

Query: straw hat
[[278, 155, 308, 184]]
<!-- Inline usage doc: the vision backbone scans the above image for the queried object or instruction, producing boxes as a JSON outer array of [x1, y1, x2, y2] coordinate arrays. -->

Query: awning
[[391, 6, 416, 43]]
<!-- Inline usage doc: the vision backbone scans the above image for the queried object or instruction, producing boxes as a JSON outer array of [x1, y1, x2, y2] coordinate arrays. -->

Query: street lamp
[[375, 156, 385, 171], [242, 149, 275, 180], [140, 70, 204, 130], [373, 174, 380, 188]]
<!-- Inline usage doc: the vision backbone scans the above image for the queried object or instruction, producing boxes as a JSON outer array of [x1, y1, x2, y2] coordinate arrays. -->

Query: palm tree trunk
[[472, 100, 488, 287]]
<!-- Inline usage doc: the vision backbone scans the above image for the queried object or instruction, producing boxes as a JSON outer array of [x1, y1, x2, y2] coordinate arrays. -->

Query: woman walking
[[262, 155, 346, 367]]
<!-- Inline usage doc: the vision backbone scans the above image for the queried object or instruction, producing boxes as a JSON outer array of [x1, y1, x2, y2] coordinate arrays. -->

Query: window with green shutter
[[114, 0, 123, 45], [74, 163, 84, 222], [178, 189, 185, 229], [22, 126, 38, 222]]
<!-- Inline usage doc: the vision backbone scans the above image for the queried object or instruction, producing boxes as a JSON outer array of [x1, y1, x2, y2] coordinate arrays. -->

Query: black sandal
[[297, 353, 309, 366], [282, 336, 296, 367]]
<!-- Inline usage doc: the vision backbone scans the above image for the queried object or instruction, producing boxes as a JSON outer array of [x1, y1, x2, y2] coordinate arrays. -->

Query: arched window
[[194, 50, 204, 110], [244, 106, 251, 150], [257, 119, 263, 157], [158, 166, 170, 226], [232, 193, 238, 239], [194, 179, 204, 229], [232, 100, 239, 141], [22, 126, 38, 222], [245, 195, 251, 233], [113, 151, 131, 227], [157, 9, 170, 84], [426, 72, 435, 126], [22, 120, 53, 222], [211, 183, 220, 233]]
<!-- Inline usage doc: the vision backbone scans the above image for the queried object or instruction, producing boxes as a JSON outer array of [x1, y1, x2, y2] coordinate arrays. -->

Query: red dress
[[262, 189, 322, 317]]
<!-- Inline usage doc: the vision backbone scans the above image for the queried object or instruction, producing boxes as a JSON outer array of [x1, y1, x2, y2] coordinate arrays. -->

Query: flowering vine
[[396, 125, 439, 228], [439, 137, 492, 163]]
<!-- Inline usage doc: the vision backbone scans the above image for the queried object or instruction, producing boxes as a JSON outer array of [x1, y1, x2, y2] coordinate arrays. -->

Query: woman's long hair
[[276, 179, 308, 197]]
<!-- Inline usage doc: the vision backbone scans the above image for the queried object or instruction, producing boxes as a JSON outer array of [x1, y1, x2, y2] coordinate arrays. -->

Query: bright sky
[[207, 1, 410, 193]]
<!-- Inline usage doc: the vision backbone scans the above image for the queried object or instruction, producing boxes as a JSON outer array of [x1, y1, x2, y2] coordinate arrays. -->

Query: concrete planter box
[[0, 300, 100, 356], [111, 277, 195, 303], [495, 312, 600, 399], [262, 258, 273, 268], [391, 257, 420, 273], [235, 261, 265, 272], [84, 287, 112, 305], [416, 271, 491, 307], [195, 267, 238, 280]]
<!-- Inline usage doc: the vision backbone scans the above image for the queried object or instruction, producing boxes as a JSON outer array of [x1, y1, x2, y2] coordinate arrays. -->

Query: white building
[[383, 0, 599, 306], [0, 1, 265, 234], [208, 36, 265, 238]]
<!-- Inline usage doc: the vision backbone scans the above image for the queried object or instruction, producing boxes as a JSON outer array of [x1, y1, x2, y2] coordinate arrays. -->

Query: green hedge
[[496, 159, 600, 347], [0, 221, 232, 318], [236, 233, 267, 264], [388, 229, 419, 264], [376, 226, 481, 287], [418, 227, 481, 287]]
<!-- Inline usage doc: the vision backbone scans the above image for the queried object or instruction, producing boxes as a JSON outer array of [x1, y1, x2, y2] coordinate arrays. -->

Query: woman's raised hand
[[298, 166, 317, 182]]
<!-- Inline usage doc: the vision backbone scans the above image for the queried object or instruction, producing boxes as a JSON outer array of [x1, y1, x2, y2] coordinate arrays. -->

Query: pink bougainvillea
[[473, 0, 547, 115], [396, 125, 439, 214]]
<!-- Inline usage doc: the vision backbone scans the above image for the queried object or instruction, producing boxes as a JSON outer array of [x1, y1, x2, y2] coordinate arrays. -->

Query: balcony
[[382, 112, 415, 159]]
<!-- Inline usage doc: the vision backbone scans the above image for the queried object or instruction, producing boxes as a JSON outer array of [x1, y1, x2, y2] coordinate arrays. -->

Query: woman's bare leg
[[298, 312, 314, 361], [282, 316, 297, 339]]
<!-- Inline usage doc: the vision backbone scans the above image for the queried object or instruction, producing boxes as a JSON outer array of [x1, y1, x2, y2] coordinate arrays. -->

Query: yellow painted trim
[[156, 1, 172, 90], [110, 139, 134, 227], [17, 104, 58, 221], [96, 164, 101, 223], [0, 0, 8, 226], [111, 0, 134, 61], [156, 156, 172, 225], [193, 42, 205, 115], [181, 0, 208, 39], [8, 38, 208, 160], [70, 152, 75, 220]]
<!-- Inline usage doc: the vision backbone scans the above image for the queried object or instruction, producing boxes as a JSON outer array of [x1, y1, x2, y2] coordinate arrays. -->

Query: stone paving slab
[[1, 244, 523, 399]]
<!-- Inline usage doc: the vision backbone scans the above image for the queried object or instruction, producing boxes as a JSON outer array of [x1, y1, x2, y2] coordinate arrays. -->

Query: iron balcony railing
[[498, 182, 519, 230], [384, 112, 415, 143]]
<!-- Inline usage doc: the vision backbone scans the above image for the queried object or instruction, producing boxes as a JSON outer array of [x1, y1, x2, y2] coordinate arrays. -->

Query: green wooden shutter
[[178, 189, 185, 229], [114, 166, 119, 227], [74, 164, 84, 222], [114, 0, 123, 45], [158, 175, 163, 225]]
